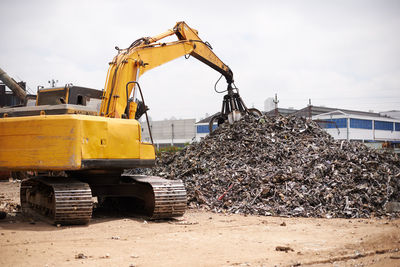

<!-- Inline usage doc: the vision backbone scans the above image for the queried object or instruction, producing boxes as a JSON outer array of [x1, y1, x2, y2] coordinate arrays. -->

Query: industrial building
[[310, 108, 400, 153], [265, 107, 297, 117], [195, 106, 400, 153], [141, 119, 196, 148], [0, 82, 27, 107], [195, 116, 217, 141], [291, 105, 399, 143]]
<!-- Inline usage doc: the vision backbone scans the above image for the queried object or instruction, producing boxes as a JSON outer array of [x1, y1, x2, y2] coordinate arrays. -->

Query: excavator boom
[[100, 21, 234, 118]]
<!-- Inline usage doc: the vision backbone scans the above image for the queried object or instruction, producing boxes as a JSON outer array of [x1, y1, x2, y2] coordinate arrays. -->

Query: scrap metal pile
[[149, 115, 400, 218]]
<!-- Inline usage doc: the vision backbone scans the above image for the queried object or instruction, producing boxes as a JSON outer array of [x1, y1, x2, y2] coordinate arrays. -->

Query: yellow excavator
[[0, 22, 261, 225]]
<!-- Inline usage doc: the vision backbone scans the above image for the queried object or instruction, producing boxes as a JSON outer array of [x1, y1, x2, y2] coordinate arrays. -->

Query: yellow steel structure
[[0, 21, 234, 172], [100, 21, 233, 118], [0, 115, 154, 170]]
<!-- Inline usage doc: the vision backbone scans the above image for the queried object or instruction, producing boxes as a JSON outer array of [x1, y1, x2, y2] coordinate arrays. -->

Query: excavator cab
[[0, 85, 103, 118], [36, 85, 102, 107]]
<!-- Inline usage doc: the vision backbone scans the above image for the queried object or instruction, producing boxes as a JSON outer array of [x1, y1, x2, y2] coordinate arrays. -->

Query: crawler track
[[20, 175, 186, 225], [91, 175, 187, 219], [20, 177, 93, 225], [131, 176, 187, 219]]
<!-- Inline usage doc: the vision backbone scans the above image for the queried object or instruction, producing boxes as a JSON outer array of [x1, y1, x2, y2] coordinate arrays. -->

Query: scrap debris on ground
[[147, 115, 400, 218], [0, 180, 21, 218]]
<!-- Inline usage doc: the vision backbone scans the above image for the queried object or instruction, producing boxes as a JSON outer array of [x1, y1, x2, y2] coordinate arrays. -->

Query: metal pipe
[[125, 81, 154, 145], [0, 67, 26, 102], [171, 123, 174, 146]]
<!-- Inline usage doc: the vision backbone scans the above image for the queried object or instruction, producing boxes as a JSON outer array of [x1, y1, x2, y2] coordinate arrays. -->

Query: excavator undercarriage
[[21, 177, 93, 224], [1, 96, 187, 225], [21, 173, 186, 225]]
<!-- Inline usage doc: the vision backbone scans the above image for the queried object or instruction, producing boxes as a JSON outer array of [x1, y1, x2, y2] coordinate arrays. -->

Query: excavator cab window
[[77, 95, 86, 105]]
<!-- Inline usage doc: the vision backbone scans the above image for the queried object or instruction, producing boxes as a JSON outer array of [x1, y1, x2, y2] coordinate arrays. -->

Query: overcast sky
[[1, 0, 399, 120]]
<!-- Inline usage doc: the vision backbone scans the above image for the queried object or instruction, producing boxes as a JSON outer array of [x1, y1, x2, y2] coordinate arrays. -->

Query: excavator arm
[[100, 21, 234, 118], [173, 22, 233, 84]]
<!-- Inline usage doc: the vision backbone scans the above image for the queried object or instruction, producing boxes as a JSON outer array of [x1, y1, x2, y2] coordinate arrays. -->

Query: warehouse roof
[[196, 112, 220, 124], [294, 105, 388, 118], [265, 108, 298, 116]]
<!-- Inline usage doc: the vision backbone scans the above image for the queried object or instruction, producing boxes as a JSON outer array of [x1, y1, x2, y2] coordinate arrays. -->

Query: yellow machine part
[[0, 114, 155, 171]]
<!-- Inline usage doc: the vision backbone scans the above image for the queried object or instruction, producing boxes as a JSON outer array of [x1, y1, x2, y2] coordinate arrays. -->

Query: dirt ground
[[1, 181, 400, 267]]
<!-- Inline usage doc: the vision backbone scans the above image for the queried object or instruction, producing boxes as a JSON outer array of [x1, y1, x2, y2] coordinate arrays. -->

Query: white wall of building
[[349, 129, 374, 140], [313, 112, 400, 142], [375, 130, 399, 140], [141, 119, 196, 146]]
